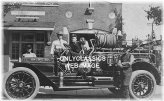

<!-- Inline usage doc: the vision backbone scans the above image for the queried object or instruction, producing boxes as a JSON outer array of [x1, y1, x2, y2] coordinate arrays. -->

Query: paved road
[[35, 85, 162, 100]]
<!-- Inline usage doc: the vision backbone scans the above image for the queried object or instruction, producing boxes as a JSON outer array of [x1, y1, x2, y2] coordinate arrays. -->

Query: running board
[[51, 72, 114, 88], [58, 77, 113, 87], [48, 76, 113, 81], [57, 85, 115, 91]]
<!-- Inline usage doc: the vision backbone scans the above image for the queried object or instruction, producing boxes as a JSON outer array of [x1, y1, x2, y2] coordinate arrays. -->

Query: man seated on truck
[[70, 34, 82, 55], [117, 46, 135, 98], [79, 37, 90, 54], [22, 45, 37, 58]]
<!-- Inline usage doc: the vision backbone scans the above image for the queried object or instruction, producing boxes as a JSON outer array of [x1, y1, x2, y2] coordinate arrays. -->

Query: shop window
[[11, 32, 46, 60], [22, 33, 34, 42], [11, 43, 19, 59], [12, 33, 20, 41], [36, 33, 45, 41], [36, 44, 44, 57]]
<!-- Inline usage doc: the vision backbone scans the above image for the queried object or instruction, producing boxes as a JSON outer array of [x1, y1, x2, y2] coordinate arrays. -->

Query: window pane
[[36, 44, 44, 57], [12, 33, 20, 41], [22, 34, 34, 42], [12, 43, 19, 59], [36, 33, 45, 41]]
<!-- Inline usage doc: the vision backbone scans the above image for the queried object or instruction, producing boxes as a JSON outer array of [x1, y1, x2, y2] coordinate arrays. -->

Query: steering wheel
[[60, 43, 71, 56], [63, 43, 71, 50]]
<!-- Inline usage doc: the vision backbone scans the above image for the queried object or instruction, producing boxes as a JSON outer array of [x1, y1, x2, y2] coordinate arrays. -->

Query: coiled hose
[[96, 33, 117, 48]]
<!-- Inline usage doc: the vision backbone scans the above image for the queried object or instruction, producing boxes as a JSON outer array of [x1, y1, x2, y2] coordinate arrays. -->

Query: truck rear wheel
[[129, 70, 156, 99], [3, 67, 40, 100]]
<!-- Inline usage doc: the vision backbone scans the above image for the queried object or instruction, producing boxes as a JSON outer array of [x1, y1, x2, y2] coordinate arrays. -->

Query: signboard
[[11, 11, 45, 16], [22, 57, 54, 63], [22, 2, 59, 7]]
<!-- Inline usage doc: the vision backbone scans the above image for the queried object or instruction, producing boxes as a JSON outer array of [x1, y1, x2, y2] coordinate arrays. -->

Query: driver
[[50, 31, 68, 76]]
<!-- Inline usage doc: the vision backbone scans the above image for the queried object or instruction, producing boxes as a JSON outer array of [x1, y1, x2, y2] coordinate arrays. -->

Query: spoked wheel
[[3, 67, 40, 100], [129, 70, 156, 99]]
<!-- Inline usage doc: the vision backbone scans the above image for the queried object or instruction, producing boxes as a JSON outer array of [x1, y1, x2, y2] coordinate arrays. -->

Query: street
[[35, 85, 162, 100]]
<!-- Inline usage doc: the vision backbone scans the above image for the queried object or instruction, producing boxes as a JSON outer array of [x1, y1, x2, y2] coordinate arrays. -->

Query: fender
[[13, 62, 58, 89], [132, 61, 161, 85]]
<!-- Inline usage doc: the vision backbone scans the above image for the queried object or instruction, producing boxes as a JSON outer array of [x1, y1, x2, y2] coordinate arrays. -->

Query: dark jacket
[[70, 42, 81, 53], [121, 53, 131, 62], [120, 53, 131, 68]]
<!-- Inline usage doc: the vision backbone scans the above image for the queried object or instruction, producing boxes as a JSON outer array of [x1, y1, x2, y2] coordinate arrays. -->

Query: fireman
[[117, 46, 135, 98], [79, 37, 90, 54], [70, 34, 81, 54], [50, 31, 68, 76]]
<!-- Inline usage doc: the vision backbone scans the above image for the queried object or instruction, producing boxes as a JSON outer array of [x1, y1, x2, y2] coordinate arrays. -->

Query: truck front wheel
[[129, 70, 156, 99], [3, 67, 40, 100]]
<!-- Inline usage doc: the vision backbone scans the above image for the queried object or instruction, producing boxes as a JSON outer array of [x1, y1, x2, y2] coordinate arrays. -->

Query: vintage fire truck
[[3, 33, 161, 100]]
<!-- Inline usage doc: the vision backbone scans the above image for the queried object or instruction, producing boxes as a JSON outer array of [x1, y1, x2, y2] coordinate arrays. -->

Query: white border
[[1, 0, 163, 101]]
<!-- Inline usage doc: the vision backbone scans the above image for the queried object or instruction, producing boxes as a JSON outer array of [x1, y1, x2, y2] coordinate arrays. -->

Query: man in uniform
[[117, 46, 135, 98], [70, 34, 81, 54], [79, 37, 90, 54], [50, 31, 68, 76]]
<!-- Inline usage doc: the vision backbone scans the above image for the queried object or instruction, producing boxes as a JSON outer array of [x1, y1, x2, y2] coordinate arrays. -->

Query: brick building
[[3, 2, 122, 72]]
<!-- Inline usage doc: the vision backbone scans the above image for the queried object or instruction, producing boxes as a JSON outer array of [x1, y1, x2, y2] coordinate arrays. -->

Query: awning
[[4, 27, 54, 31], [4, 22, 55, 31]]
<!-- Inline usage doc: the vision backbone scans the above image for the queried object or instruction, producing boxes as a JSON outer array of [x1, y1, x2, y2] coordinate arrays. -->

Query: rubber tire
[[3, 67, 40, 100], [129, 70, 156, 99]]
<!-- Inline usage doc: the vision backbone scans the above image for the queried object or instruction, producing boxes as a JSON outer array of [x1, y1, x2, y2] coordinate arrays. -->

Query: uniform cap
[[72, 34, 77, 38], [26, 45, 32, 49], [57, 31, 64, 35]]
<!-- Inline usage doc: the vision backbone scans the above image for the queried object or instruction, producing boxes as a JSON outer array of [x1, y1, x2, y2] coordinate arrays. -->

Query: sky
[[122, 3, 162, 41]]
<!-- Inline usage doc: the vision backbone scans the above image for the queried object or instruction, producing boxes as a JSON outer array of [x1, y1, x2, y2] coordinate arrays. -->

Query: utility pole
[[147, 20, 155, 41], [151, 20, 156, 41], [147, 21, 156, 54]]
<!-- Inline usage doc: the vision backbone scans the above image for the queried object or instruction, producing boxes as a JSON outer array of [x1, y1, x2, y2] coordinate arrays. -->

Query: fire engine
[[3, 32, 161, 100]]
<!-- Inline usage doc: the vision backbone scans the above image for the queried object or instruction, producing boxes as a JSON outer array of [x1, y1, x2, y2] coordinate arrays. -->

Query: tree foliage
[[145, 6, 162, 25]]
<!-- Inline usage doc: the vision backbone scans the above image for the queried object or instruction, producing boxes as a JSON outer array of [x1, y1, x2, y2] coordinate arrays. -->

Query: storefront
[[3, 2, 122, 72]]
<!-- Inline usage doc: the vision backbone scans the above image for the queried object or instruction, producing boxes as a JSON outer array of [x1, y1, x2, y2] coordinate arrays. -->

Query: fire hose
[[96, 33, 117, 48]]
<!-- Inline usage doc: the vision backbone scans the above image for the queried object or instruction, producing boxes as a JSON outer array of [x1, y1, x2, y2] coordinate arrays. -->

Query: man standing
[[50, 31, 68, 76], [117, 46, 135, 98]]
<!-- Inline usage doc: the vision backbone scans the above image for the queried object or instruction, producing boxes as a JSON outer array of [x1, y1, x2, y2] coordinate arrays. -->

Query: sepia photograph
[[2, 0, 163, 100]]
